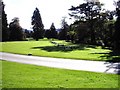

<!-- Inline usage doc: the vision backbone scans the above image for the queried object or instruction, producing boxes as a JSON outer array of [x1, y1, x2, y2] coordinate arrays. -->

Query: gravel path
[[0, 52, 120, 74]]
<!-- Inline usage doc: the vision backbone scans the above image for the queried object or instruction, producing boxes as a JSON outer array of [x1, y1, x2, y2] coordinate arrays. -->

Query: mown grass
[[0, 41, 2, 88], [2, 60, 119, 88], [0, 60, 2, 88], [1, 39, 115, 61]]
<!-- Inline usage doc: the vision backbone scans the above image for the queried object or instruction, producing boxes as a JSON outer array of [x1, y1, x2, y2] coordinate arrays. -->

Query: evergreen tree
[[24, 29, 33, 38], [1, 1, 9, 41], [70, 20, 89, 43], [50, 23, 57, 39], [59, 18, 69, 40], [114, 0, 120, 51], [69, 0, 104, 44], [31, 8, 44, 41], [9, 17, 24, 41], [44, 29, 51, 39]]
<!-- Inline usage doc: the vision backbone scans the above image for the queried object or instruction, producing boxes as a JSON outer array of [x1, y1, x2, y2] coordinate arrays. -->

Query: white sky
[[3, 0, 117, 30]]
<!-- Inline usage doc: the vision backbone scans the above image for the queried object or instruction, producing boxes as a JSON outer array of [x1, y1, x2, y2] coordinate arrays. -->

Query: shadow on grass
[[104, 53, 120, 75], [92, 51, 120, 63], [32, 45, 82, 52], [31, 44, 97, 52], [32, 44, 120, 74], [92, 51, 120, 74], [93, 51, 120, 63]]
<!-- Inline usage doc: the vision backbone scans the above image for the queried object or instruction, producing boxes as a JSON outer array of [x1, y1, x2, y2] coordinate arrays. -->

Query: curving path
[[0, 52, 120, 74]]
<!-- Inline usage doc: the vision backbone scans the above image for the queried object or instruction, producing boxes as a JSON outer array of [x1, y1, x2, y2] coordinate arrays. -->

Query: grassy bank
[[1, 39, 115, 61], [0, 60, 2, 88], [2, 60, 119, 88]]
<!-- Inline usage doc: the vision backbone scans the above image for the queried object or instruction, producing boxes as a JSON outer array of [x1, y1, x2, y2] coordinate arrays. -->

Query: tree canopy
[[69, 0, 104, 44], [31, 8, 44, 41], [1, 1, 9, 41], [9, 17, 24, 41], [50, 23, 57, 39], [114, 0, 120, 51], [58, 18, 69, 40]]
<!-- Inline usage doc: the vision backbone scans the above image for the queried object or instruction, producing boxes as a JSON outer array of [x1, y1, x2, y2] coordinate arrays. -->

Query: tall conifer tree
[[114, 0, 120, 51], [1, 1, 9, 41], [31, 8, 44, 41]]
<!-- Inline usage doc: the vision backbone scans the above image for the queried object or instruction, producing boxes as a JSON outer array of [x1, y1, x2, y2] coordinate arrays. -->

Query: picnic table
[[50, 41, 72, 50]]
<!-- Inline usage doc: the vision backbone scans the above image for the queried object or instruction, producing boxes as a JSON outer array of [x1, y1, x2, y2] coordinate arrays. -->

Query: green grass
[[0, 60, 2, 88], [2, 60, 119, 88], [0, 41, 2, 88], [1, 39, 116, 61]]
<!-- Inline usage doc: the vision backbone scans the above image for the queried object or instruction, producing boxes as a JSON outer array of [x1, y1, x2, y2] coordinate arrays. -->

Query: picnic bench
[[51, 41, 64, 47], [50, 41, 72, 50]]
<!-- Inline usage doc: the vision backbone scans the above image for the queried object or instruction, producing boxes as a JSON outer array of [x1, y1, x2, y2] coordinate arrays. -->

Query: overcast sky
[[3, 0, 117, 30]]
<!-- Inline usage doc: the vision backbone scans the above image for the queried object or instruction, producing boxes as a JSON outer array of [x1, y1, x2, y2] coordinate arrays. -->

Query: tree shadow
[[91, 50, 120, 63], [31, 44, 97, 52], [107, 51, 120, 63], [104, 62, 120, 74], [31, 45, 83, 52], [32, 44, 120, 74], [92, 51, 120, 74]]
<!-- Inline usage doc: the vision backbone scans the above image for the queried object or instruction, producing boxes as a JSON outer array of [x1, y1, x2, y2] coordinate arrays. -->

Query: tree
[[31, 8, 44, 41], [70, 20, 90, 43], [1, 1, 9, 41], [9, 17, 24, 41], [69, 0, 104, 44], [59, 18, 69, 40], [114, 0, 120, 51], [24, 29, 33, 38], [44, 29, 51, 39], [49, 23, 57, 39], [89, 10, 114, 47]]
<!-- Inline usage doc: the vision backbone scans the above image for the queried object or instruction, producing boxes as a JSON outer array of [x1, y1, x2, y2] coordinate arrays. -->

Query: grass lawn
[[1, 39, 118, 61], [0, 60, 2, 88], [2, 60, 119, 88]]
